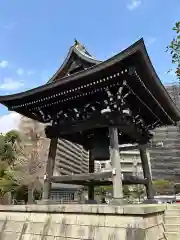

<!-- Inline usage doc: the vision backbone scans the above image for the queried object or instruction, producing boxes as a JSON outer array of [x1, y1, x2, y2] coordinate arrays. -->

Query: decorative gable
[[48, 40, 101, 83]]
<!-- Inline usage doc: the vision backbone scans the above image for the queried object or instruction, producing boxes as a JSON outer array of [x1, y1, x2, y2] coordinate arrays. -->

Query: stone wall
[[0, 204, 166, 240]]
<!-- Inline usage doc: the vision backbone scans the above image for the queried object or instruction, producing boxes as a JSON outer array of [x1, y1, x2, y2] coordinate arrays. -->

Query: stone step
[[166, 205, 180, 210], [165, 210, 180, 217], [164, 224, 180, 233], [165, 216, 180, 224], [164, 232, 180, 240]]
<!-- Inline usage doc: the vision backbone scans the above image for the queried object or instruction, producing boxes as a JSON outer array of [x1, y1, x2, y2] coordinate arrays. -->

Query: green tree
[[123, 185, 131, 199], [0, 130, 20, 165], [4, 130, 21, 146], [167, 22, 180, 79], [0, 161, 17, 198], [95, 185, 132, 200], [0, 130, 21, 202], [131, 185, 146, 202], [153, 179, 173, 195], [95, 185, 112, 197]]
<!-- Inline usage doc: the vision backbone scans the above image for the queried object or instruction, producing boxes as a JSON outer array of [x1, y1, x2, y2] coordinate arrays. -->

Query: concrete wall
[[94, 150, 147, 177], [0, 204, 166, 240], [164, 204, 180, 240]]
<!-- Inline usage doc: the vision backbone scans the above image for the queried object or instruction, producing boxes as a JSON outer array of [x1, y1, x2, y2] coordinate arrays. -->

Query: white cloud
[[0, 78, 24, 91], [0, 112, 20, 134], [27, 70, 35, 76], [17, 68, 24, 76], [166, 69, 177, 77], [146, 37, 157, 46], [16, 69, 35, 77], [0, 60, 8, 68], [127, 0, 142, 11], [3, 22, 17, 30], [17, 68, 35, 77]]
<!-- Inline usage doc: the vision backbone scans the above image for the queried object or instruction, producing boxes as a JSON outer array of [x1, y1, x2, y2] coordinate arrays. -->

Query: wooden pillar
[[42, 138, 58, 200], [109, 127, 124, 204], [139, 146, 155, 202], [88, 150, 94, 200]]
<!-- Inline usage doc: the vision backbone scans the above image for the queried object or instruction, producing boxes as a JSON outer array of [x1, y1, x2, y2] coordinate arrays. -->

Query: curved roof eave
[[47, 46, 74, 83], [47, 45, 101, 84], [0, 38, 180, 122], [138, 40, 180, 121], [0, 39, 146, 102], [73, 46, 101, 65]]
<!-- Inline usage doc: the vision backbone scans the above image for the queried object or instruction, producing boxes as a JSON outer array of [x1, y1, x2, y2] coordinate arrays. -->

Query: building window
[[101, 163, 106, 169]]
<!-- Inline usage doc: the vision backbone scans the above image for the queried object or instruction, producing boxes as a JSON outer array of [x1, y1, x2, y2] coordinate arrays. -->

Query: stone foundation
[[0, 204, 166, 240]]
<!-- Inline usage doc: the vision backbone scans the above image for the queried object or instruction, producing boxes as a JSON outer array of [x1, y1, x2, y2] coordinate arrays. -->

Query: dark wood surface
[[50, 174, 148, 186], [0, 38, 179, 127]]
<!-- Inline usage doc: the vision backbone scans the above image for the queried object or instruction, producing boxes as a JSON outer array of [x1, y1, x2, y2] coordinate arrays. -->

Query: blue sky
[[0, 0, 179, 121]]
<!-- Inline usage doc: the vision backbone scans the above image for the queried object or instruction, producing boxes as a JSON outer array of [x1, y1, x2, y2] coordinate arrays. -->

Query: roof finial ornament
[[74, 39, 92, 57], [74, 38, 80, 47]]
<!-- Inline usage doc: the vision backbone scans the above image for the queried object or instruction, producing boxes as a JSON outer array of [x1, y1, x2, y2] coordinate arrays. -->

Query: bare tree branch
[[14, 116, 50, 194]]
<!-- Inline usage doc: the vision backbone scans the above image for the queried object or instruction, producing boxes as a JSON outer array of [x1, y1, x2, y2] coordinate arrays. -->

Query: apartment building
[[94, 150, 149, 178], [150, 84, 180, 180], [55, 138, 89, 175]]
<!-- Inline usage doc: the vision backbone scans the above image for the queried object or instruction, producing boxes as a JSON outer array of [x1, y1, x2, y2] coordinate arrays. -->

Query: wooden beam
[[45, 113, 148, 143], [88, 150, 94, 200], [45, 114, 114, 138], [139, 145, 155, 202], [119, 144, 139, 151], [42, 138, 58, 200], [119, 144, 149, 151], [109, 126, 124, 203], [51, 171, 112, 183], [50, 176, 147, 186]]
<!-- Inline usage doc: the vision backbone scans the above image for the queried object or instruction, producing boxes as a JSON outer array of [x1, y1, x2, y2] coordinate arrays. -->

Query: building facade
[[94, 150, 151, 179], [150, 84, 180, 180], [51, 139, 89, 202], [54, 138, 89, 175]]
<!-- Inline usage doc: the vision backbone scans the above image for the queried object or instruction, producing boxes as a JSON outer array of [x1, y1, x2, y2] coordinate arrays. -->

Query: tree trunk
[[27, 185, 34, 204]]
